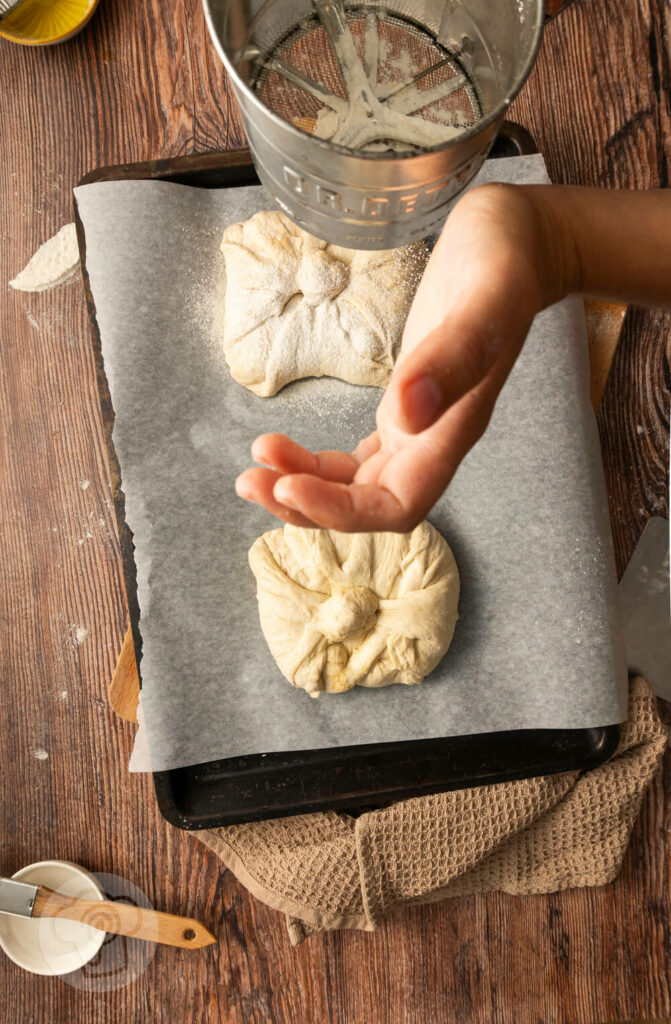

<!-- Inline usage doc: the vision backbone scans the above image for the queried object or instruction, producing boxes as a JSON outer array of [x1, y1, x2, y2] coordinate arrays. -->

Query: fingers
[[251, 433, 360, 483], [238, 434, 392, 530], [385, 298, 533, 436], [377, 350, 519, 521], [235, 468, 318, 528], [352, 431, 380, 463], [353, 444, 392, 486], [244, 387, 493, 533], [236, 363, 509, 534], [273, 475, 409, 533]]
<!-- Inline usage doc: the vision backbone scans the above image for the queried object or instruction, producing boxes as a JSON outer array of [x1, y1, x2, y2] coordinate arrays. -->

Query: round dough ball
[[248, 522, 459, 698]]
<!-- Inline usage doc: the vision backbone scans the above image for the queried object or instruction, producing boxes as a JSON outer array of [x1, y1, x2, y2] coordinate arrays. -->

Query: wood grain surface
[[0, 0, 669, 1021]]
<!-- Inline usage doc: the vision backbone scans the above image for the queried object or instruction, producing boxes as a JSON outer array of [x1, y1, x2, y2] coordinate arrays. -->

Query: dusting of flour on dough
[[10, 223, 80, 293], [220, 210, 427, 396]]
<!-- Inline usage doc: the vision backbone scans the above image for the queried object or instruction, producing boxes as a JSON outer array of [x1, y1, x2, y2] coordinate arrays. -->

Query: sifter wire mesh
[[252, 5, 481, 153]]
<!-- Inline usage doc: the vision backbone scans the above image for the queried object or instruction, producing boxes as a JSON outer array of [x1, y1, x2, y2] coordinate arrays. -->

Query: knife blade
[[619, 516, 671, 700], [0, 878, 37, 917]]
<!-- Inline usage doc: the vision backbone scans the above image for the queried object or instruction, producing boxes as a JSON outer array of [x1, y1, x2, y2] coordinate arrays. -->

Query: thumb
[[385, 294, 536, 436]]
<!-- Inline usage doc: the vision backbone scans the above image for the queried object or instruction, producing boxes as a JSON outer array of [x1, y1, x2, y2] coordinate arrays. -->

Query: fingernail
[[235, 477, 252, 499], [400, 375, 443, 433], [273, 479, 298, 509]]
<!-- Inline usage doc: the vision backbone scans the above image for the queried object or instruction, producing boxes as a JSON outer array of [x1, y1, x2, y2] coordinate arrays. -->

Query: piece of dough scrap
[[249, 521, 460, 698], [220, 210, 427, 396]]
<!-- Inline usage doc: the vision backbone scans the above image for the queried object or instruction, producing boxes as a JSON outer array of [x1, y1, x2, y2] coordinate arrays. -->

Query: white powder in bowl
[[9, 223, 80, 293]]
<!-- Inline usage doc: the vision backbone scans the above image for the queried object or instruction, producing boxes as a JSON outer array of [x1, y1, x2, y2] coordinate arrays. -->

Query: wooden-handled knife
[[0, 878, 216, 949]]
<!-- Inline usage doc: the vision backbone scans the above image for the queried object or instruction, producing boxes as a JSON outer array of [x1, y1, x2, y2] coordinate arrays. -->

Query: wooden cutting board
[[108, 299, 628, 725]]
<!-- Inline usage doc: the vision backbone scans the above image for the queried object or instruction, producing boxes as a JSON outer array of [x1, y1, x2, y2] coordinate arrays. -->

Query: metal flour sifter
[[203, 0, 544, 248]]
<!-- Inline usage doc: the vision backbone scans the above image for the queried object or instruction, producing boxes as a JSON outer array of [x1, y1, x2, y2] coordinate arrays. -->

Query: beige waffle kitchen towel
[[193, 677, 665, 944]]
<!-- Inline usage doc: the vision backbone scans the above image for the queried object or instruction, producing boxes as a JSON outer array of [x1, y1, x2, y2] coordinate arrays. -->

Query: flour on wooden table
[[9, 222, 80, 293]]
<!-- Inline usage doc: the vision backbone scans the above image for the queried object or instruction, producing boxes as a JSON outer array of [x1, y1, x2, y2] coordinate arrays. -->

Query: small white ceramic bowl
[[0, 860, 106, 976]]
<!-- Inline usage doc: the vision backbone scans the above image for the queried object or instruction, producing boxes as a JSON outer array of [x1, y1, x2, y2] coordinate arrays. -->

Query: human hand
[[235, 182, 578, 532]]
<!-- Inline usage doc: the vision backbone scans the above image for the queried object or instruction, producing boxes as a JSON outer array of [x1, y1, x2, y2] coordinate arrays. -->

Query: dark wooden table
[[1, 1, 669, 1021]]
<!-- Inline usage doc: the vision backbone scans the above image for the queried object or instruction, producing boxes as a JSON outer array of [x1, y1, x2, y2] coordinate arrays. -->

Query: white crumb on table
[[71, 625, 90, 646], [10, 223, 80, 293], [23, 306, 40, 330]]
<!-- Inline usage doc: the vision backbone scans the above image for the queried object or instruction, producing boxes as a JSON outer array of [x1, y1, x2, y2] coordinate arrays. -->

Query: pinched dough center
[[315, 586, 380, 642], [296, 248, 349, 307]]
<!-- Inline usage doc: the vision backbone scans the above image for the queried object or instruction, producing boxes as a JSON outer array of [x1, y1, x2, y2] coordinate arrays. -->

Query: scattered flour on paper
[[9, 222, 80, 293]]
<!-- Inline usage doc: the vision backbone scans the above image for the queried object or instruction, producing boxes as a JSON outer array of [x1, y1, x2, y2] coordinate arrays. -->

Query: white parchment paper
[[74, 155, 628, 773]]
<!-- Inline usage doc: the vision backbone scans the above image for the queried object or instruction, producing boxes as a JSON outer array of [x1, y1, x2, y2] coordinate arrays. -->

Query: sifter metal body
[[203, 0, 544, 249], [0, 0, 26, 16]]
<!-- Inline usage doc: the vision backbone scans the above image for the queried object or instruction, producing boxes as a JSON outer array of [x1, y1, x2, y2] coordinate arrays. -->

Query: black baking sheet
[[75, 124, 622, 828]]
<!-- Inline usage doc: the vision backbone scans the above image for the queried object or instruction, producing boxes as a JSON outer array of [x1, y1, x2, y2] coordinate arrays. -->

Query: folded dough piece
[[220, 210, 427, 396], [248, 522, 459, 698]]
